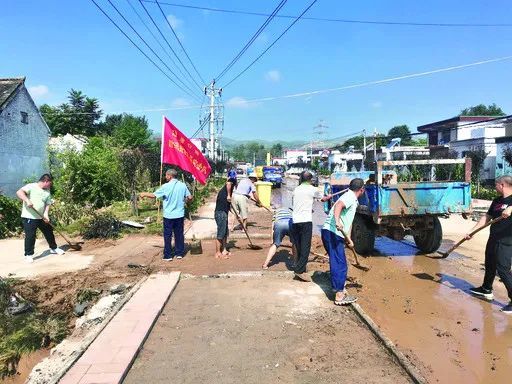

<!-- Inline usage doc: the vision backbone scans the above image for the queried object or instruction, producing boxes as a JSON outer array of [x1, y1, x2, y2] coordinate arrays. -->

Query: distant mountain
[[222, 136, 352, 150]]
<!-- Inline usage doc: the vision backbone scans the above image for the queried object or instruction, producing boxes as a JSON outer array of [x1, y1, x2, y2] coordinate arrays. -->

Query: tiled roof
[[0, 77, 25, 111]]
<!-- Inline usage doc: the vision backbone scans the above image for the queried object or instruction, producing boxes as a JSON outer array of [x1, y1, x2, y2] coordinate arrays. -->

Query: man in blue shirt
[[140, 169, 192, 261]]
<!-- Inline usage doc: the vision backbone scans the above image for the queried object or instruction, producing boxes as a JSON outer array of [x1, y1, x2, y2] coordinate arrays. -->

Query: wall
[[496, 140, 512, 178], [0, 85, 49, 196], [449, 138, 496, 181]]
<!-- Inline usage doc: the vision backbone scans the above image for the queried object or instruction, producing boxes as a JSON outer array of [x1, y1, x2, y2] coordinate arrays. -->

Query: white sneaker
[[50, 247, 65, 255], [25, 256, 34, 263]]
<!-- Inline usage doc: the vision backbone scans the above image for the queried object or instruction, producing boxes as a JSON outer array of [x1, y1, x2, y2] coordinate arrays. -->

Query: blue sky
[[2, 0, 512, 143]]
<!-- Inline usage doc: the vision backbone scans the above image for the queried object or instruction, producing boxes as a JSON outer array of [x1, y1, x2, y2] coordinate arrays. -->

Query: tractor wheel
[[413, 216, 443, 254], [351, 213, 375, 255]]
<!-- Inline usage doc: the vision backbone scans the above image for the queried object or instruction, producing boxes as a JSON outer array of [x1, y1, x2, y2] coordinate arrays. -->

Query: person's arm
[[334, 200, 346, 232], [185, 187, 193, 203], [16, 187, 33, 208], [465, 214, 491, 239], [139, 192, 156, 199], [43, 203, 51, 223], [320, 193, 332, 202], [226, 181, 233, 201], [503, 206, 512, 218], [251, 190, 261, 205]]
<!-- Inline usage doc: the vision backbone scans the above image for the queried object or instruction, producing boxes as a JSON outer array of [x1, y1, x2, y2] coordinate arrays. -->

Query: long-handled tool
[[438, 216, 504, 258], [230, 207, 262, 250], [31, 209, 82, 251], [339, 228, 371, 271], [248, 196, 273, 214]]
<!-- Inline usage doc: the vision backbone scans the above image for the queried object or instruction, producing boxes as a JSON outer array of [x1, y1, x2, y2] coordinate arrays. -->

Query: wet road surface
[[274, 177, 512, 383]]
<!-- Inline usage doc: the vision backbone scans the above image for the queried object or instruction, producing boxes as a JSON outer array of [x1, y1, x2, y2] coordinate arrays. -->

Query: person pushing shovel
[[321, 178, 365, 305], [16, 174, 65, 263], [467, 175, 512, 314]]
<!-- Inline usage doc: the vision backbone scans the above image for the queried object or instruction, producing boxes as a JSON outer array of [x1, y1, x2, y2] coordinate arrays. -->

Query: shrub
[[56, 137, 125, 208], [0, 195, 22, 239], [471, 185, 496, 201], [82, 212, 122, 239]]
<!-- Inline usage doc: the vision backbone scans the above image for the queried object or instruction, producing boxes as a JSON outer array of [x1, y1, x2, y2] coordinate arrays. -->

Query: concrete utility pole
[[362, 129, 367, 171], [203, 80, 224, 162]]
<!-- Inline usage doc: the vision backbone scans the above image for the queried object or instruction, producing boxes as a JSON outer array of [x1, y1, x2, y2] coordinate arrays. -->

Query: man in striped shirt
[[262, 208, 295, 269]]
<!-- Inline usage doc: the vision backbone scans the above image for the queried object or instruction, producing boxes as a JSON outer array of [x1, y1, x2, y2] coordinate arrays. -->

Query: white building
[[328, 148, 364, 171], [418, 115, 510, 181], [284, 149, 308, 165]]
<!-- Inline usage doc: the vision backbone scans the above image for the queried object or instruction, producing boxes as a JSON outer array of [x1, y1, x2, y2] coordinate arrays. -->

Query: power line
[[215, 0, 288, 82], [138, 0, 204, 93], [222, 0, 318, 88], [154, 0, 206, 86], [228, 55, 512, 105], [105, 0, 202, 102], [125, 0, 202, 94], [89, 0, 201, 101], [191, 112, 210, 138], [146, 1, 512, 28]]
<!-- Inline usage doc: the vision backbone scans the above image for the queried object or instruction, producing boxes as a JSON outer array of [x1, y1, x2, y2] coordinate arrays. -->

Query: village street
[[1, 177, 511, 384]]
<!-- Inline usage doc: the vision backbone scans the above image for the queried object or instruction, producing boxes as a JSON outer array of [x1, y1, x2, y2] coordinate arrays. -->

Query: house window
[[440, 130, 450, 144], [20, 111, 28, 124]]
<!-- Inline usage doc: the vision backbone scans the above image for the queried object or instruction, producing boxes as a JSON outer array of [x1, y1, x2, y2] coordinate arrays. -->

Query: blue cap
[[228, 170, 237, 179]]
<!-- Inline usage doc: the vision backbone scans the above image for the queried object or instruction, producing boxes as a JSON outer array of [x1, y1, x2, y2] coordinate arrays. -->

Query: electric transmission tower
[[312, 119, 329, 151], [201, 80, 224, 162]]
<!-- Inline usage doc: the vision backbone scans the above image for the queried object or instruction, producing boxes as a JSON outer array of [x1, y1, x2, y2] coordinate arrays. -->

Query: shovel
[[339, 228, 371, 271], [230, 207, 262, 250], [248, 196, 273, 214], [31, 209, 82, 251], [438, 216, 504, 258]]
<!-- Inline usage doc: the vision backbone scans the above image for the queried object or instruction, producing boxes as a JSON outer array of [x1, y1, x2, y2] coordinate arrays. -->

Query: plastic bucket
[[254, 181, 273, 207]]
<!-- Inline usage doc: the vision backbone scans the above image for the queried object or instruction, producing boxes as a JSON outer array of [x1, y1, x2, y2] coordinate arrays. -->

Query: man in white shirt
[[291, 171, 332, 281], [322, 178, 365, 305], [16, 174, 65, 263]]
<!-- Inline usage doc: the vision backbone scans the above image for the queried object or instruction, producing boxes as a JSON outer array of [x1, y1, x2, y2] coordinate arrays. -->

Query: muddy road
[[125, 276, 412, 384], [275, 177, 512, 382]]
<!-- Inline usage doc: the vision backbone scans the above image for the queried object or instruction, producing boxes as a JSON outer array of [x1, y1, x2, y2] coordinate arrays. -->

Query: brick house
[[0, 77, 50, 196]]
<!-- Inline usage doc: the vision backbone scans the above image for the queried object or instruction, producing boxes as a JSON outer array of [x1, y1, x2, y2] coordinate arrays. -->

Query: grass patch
[[0, 279, 67, 378]]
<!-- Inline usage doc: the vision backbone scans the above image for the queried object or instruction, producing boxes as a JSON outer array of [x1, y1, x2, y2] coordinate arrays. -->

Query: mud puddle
[[354, 236, 512, 383]]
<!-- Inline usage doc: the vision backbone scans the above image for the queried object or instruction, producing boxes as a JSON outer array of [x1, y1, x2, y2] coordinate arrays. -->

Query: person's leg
[[482, 238, 498, 291], [163, 218, 173, 259], [221, 212, 231, 256], [294, 222, 312, 275], [322, 229, 347, 292], [291, 223, 302, 273], [239, 197, 249, 230], [496, 241, 512, 302], [263, 245, 277, 268], [22, 218, 38, 256], [215, 238, 223, 258], [38, 221, 58, 250], [173, 217, 185, 257]]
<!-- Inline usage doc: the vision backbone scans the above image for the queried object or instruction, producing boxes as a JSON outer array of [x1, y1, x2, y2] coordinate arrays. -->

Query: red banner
[[161, 116, 211, 184]]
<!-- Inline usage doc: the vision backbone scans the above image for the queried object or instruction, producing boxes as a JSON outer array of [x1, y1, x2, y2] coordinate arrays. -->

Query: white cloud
[[28, 85, 49, 100], [171, 97, 192, 107], [226, 97, 259, 109], [167, 14, 183, 29], [264, 70, 281, 83], [371, 101, 383, 109]]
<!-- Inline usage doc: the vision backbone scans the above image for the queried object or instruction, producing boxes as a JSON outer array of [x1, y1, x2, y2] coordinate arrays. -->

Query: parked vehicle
[[262, 166, 283, 188], [324, 159, 472, 254]]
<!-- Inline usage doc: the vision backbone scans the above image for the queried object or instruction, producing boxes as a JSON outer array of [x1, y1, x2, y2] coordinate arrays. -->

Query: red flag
[[161, 116, 212, 184]]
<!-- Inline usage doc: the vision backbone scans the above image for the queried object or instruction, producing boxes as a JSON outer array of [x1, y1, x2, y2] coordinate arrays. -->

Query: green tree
[[270, 143, 283, 157], [460, 103, 506, 116], [388, 125, 413, 146], [40, 89, 102, 136], [112, 114, 152, 149]]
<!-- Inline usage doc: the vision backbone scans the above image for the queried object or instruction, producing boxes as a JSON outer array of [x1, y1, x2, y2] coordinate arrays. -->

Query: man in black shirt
[[215, 177, 237, 259], [467, 175, 512, 313]]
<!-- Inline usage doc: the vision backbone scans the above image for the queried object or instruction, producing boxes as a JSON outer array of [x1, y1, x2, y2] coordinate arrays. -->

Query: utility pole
[[203, 80, 224, 162], [362, 129, 366, 171], [373, 128, 377, 163]]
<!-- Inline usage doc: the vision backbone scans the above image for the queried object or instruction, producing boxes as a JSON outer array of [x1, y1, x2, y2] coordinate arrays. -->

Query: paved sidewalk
[[59, 272, 180, 384], [0, 238, 94, 278]]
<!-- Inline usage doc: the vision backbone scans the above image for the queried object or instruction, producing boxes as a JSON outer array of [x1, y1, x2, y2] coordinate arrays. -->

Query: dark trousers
[[22, 218, 57, 256], [163, 217, 185, 259], [291, 222, 312, 274], [321, 229, 347, 292], [483, 237, 512, 300]]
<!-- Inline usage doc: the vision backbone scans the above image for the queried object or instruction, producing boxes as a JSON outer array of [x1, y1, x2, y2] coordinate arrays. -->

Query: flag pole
[[157, 116, 165, 223]]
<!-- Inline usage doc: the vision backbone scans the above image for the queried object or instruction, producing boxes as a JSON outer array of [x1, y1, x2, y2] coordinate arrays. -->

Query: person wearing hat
[[232, 172, 261, 231]]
